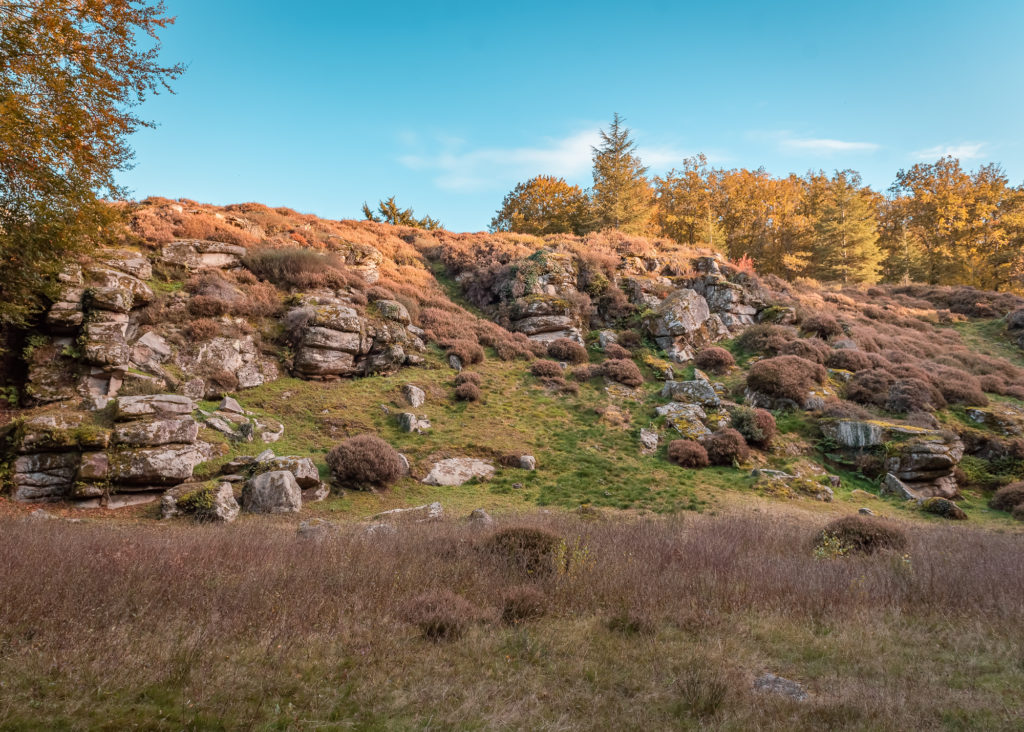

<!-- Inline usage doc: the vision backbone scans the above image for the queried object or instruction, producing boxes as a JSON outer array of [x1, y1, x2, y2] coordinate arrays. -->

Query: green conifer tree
[[812, 171, 883, 283], [590, 114, 654, 234]]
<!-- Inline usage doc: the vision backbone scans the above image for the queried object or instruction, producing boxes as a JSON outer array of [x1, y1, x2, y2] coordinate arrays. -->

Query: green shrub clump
[[728, 406, 777, 448]]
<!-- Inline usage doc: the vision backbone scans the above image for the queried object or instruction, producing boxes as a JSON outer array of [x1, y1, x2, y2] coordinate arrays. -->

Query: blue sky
[[122, 0, 1024, 232]]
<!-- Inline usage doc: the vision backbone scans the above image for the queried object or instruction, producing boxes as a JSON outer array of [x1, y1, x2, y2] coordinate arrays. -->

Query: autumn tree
[[490, 175, 590, 235], [0, 0, 183, 328], [654, 154, 723, 249], [361, 196, 442, 230], [810, 170, 883, 283], [590, 113, 654, 234]]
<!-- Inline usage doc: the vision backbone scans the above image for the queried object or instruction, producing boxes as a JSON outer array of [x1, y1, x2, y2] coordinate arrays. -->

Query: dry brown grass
[[0, 512, 1021, 728]]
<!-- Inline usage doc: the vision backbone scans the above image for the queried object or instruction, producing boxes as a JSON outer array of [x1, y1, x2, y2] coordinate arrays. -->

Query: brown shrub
[[825, 349, 881, 373], [446, 339, 484, 365], [816, 516, 908, 555], [930, 366, 988, 406], [847, 368, 896, 407], [701, 429, 750, 465], [737, 324, 797, 355], [778, 338, 831, 364], [617, 330, 643, 349], [603, 343, 633, 361], [746, 356, 826, 403], [325, 434, 405, 489], [606, 608, 657, 636], [694, 346, 735, 374], [547, 338, 588, 364], [886, 378, 946, 413], [482, 527, 563, 576], [500, 585, 548, 624], [187, 294, 228, 317], [454, 371, 482, 387], [728, 406, 777, 448], [366, 286, 395, 301], [979, 374, 1006, 394], [185, 318, 220, 341], [405, 590, 478, 641], [820, 400, 873, 420], [800, 313, 843, 339], [242, 247, 352, 290], [454, 382, 482, 402], [667, 440, 709, 468], [531, 360, 563, 378], [602, 358, 643, 387], [570, 363, 603, 382], [989, 483, 1024, 512]]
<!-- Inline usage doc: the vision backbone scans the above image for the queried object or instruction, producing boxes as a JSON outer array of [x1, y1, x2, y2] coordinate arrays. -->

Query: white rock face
[[115, 394, 193, 419], [242, 470, 302, 514], [422, 458, 495, 486]]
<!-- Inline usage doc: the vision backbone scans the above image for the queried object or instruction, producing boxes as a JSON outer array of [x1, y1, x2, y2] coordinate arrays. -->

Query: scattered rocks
[[662, 379, 721, 408], [399, 412, 432, 434]]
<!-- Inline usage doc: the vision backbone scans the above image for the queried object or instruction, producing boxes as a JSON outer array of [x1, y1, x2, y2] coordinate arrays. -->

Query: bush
[[500, 585, 548, 624], [454, 382, 482, 402], [989, 482, 1024, 512], [736, 324, 795, 355], [800, 313, 843, 339], [483, 527, 563, 576], [746, 356, 826, 403], [847, 368, 895, 407], [606, 609, 657, 636], [922, 497, 967, 520], [931, 366, 988, 406], [825, 349, 878, 372], [242, 247, 354, 290], [570, 364, 603, 382], [547, 338, 588, 364], [820, 400, 873, 420], [667, 439, 709, 468], [701, 429, 750, 465], [602, 358, 643, 387], [815, 516, 908, 556], [454, 371, 482, 386], [617, 330, 642, 349], [366, 285, 395, 301], [530, 359, 563, 378], [604, 343, 632, 360], [694, 346, 734, 374], [886, 378, 946, 413], [325, 434, 405, 489], [778, 338, 831, 364], [185, 318, 219, 341], [446, 339, 484, 365], [729, 406, 776, 448], [405, 590, 477, 641]]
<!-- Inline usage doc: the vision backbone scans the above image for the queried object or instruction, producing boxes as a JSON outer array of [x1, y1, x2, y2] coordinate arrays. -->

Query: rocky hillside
[[4, 197, 1024, 527]]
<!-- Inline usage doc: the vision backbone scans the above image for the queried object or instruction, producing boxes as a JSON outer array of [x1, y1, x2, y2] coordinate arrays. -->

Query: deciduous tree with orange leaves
[[0, 0, 183, 328]]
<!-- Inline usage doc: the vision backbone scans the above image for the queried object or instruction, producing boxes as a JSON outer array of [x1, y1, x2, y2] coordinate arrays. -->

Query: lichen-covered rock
[[113, 417, 199, 447], [662, 379, 720, 408], [161, 481, 239, 522], [174, 336, 279, 397], [108, 444, 204, 486], [403, 384, 426, 407], [16, 412, 110, 453], [965, 404, 1024, 436], [116, 394, 194, 420], [422, 458, 495, 486], [374, 299, 410, 324], [161, 239, 247, 270], [398, 412, 431, 434], [242, 470, 301, 513], [656, 402, 711, 440], [252, 456, 320, 489]]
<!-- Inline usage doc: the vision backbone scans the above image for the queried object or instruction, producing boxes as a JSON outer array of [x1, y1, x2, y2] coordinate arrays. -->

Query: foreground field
[[1, 512, 1021, 730]]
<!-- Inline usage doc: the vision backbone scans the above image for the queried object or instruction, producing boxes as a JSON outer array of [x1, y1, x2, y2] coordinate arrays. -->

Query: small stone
[[398, 412, 431, 434], [858, 507, 874, 515], [639, 428, 660, 453], [218, 396, 244, 414], [448, 354, 463, 372], [753, 673, 808, 702], [255, 449, 276, 462], [468, 508, 493, 526], [242, 470, 301, 514], [403, 384, 426, 408], [518, 455, 537, 470]]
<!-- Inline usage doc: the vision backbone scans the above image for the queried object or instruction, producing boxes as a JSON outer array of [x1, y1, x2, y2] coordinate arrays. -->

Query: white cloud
[[913, 142, 987, 161], [781, 137, 880, 153], [397, 127, 691, 192]]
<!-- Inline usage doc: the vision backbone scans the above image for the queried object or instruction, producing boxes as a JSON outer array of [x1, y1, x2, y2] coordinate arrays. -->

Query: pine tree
[[812, 171, 883, 283], [361, 196, 441, 229], [590, 114, 654, 234]]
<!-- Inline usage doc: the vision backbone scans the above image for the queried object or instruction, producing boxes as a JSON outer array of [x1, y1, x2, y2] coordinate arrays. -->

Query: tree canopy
[[590, 113, 654, 234], [489, 175, 590, 235], [361, 196, 442, 230], [0, 0, 184, 327]]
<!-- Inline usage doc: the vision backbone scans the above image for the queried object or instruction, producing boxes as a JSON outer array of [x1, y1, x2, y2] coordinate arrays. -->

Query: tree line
[[491, 114, 1024, 290]]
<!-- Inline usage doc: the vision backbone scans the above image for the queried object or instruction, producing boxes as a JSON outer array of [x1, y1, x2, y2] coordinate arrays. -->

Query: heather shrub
[[825, 349, 878, 372], [800, 313, 843, 339], [847, 368, 896, 407], [366, 285, 395, 301], [886, 378, 946, 413], [604, 343, 633, 360], [815, 516, 908, 556], [736, 324, 796, 355], [185, 318, 220, 341], [530, 359, 563, 378], [820, 400, 873, 420], [728, 406, 777, 448], [667, 439, 709, 468], [989, 483, 1024, 512], [325, 434, 405, 489], [446, 339, 484, 365], [454, 382, 482, 402], [617, 330, 643, 349], [454, 371, 482, 387], [701, 429, 750, 465], [547, 338, 588, 364], [746, 355, 826, 403], [483, 527, 564, 576], [694, 346, 735, 374], [500, 585, 548, 624], [405, 590, 478, 641], [242, 247, 352, 289], [570, 364, 603, 381], [187, 294, 228, 317], [779, 338, 831, 364], [930, 366, 987, 406], [602, 358, 643, 387], [979, 374, 1006, 394]]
